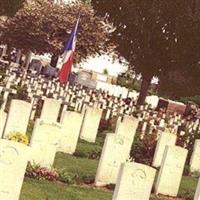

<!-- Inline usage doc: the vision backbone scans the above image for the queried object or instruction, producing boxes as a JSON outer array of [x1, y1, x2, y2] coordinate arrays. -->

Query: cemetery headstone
[[30, 119, 61, 168], [154, 145, 188, 197], [80, 106, 102, 142], [152, 131, 177, 168], [0, 139, 30, 200], [112, 162, 156, 200], [58, 111, 84, 154], [3, 100, 32, 138]]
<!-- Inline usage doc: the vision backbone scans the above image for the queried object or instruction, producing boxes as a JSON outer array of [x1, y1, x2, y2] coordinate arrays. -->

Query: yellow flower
[[7, 132, 29, 145]]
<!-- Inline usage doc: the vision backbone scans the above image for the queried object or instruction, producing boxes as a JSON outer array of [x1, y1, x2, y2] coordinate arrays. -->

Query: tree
[[0, 0, 112, 64], [158, 65, 200, 99], [0, 0, 25, 16], [91, 0, 200, 104]]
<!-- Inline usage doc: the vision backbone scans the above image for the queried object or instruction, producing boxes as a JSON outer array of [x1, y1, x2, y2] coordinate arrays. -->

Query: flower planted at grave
[[26, 162, 59, 181], [7, 132, 29, 145]]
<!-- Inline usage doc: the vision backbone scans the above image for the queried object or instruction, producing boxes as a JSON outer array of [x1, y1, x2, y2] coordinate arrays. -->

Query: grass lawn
[[76, 137, 104, 155], [54, 152, 98, 178], [20, 178, 112, 200], [20, 176, 198, 200]]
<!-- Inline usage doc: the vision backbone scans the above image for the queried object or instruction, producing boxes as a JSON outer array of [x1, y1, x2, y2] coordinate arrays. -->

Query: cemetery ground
[[20, 126, 198, 200]]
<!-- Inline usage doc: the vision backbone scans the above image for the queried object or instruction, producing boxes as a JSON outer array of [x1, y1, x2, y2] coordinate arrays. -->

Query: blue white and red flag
[[59, 16, 80, 83]]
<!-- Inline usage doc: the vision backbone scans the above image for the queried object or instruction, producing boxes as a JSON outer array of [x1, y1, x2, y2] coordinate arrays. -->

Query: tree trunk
[[16, 49, 21, 64], [24, 50, 32, 70], [137, 76, 152, 105], [50, 54, 59, 68], [22, 50, 32, 80]]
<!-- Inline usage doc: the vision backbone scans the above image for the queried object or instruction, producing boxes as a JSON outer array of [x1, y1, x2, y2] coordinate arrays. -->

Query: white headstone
[[95, 133, 132, 186], [154, 146, 188, 196], [80, 106, 102, 142], [3, 100, 32, 138], [40, 98, 61, 123], [58, 111, 84, 154], [30, 119, 61, 168], [115, 116, 139, 157], [152, 131, 177, 168], [113, 162, 156, 200], [0, 139, 30, 200]]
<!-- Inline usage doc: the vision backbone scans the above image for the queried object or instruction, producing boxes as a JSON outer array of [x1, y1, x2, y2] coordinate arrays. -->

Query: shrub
[[7, 132, 29, 145], [98, 119, 112, 133], [58, 170, 79, 184], [130, 131, 157, 165], [26, 162, 59, 181], [74, 139, 103, 160], [177, 129, 200, 164], [180, 96, 200, 107], [82, 175, 95, 184], [13, 86, 28, 101], [73, 149, 101, 160]]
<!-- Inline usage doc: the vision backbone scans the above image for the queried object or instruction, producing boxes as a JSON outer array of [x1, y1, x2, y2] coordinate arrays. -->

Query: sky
[[76, 54, 128, 77]]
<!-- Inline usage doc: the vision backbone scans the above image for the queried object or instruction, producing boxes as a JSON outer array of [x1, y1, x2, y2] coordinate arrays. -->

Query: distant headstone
[[80, 106, 102, 142], [113, 162, 156, 200], [152, 131, 177, 168], [40, 98, 61, 123], [115, 116, 139, 158], [58, 111, 84, 154], [0, 139, 30, 200], [3, 100, 32, 138], [154, 146, 188, 197]]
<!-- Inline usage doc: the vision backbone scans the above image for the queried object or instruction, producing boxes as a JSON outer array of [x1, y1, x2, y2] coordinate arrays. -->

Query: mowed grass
[[76, 137, 104, 155], [20, 178, 112, 200], [19, 136, 198, 200], [54, 153, 98, 178]]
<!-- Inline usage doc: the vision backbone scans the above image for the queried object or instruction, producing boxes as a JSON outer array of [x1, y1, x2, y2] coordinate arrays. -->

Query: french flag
[[59, 16, 80, 83]]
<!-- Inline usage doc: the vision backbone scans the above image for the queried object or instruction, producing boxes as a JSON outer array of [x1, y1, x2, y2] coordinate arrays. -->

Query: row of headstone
[[2, 67, 199, 138]]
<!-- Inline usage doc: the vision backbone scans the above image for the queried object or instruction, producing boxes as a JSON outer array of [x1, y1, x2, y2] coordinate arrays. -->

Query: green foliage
[[103, 68, 108, 75], [7, 132, 29, 145], [14, 85, 28, 100], [180, 96, 200, 107], [74, 138, 103, 160], [159, 69, 200, 99], [98, 119, 113, 133], [58, 170, 78, 184], [176, 128, 200, 167], [130, 131, 157, 165], [117, 76, 140, 91]]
